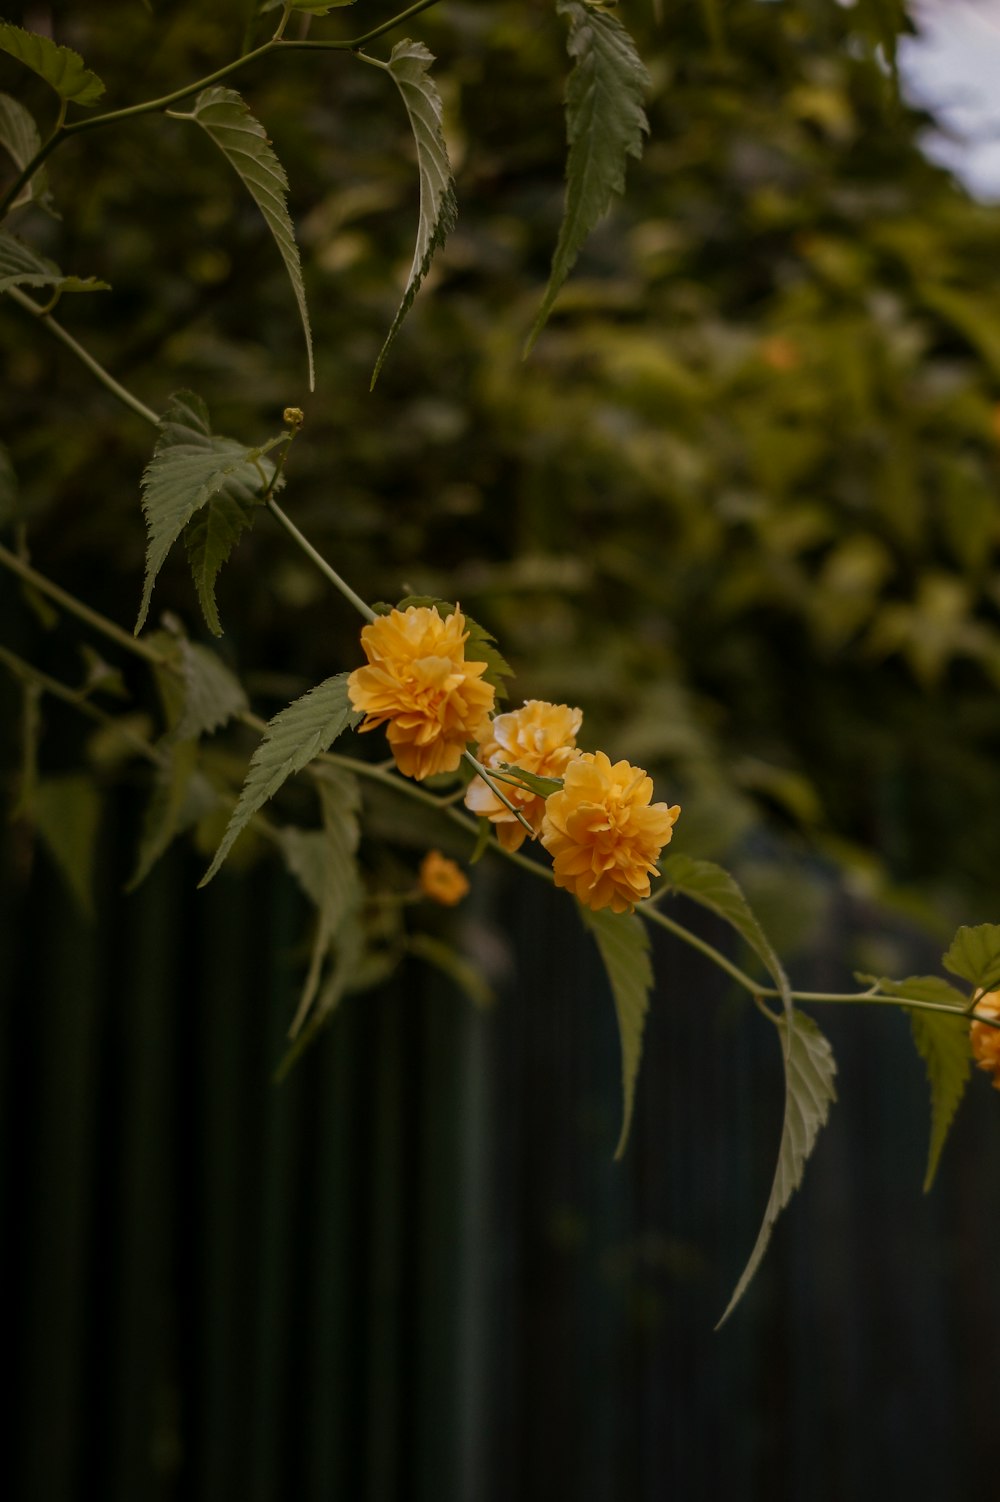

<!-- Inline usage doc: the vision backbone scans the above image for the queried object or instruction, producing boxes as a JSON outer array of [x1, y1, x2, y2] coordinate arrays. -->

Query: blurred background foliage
[[5, 0, 1000, 973]]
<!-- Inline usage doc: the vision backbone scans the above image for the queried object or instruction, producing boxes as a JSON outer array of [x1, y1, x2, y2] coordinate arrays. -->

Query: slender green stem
[[7, 288, 160, 427], [0, 644, 167, 766], [281, 0, 443, 51], [0, 129, 62, 219], [265, 499, 376, 622], [463, 751, 534, 834], [642, 905, 765, 993], [0, 542, 168, 667]]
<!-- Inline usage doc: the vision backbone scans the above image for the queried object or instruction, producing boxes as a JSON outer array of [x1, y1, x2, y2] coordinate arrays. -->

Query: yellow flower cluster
[[540, 751, 681, 914], [464, 699, 583, 851], [971, 991, 1000, 1090], [348, 605, 495, 780], [349, 603, 680, 914]]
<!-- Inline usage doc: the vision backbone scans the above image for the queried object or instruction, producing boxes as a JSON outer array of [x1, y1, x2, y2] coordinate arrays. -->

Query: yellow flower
[[419, 850, 470, 907], [464, 699, 583, 852], [971, 990, 1000, 1090], [540, 751, 680, 914], [348, 605, 495, 780]]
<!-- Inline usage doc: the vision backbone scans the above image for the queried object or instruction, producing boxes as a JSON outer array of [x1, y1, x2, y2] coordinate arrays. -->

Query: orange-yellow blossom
[[419, 850, 470, 907], [971, 990, 1000, 1090], [465, 699, 583, 852], [347, 605, 495, 780], [540, 751, 680, 914]]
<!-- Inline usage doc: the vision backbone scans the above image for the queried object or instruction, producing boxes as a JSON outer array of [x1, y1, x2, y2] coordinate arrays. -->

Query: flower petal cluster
[[540, 751, 680, 914], [971, 990, 1000, 1090], [348, 605, 495, 780], [419, 850, 469, 907], [465, 699, 583, 851]]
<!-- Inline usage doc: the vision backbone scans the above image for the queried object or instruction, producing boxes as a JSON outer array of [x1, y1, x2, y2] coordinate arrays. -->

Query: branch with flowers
[[2, 3, 999, 1325]]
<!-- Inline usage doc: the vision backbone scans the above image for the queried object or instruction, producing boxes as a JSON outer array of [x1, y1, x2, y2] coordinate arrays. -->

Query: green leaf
[[0, 92, 54, 212], [181, 88, 314, 391], [0, 440, 18, 526], [393, 595, 514, 701], [183, 489, 258, 637], [168, 638, 249, 744], [126, 741, 217, 891], [526, 0, 650, 351], [136, 391, 281, 633], [201, 673, 360, 885], [0, 23, 105, 106], [718, 1008, 837, 1327], [861, 974, 971, 1187], [660, 853, 792, 1017], [408, 932, 494, 1010], [33, 773, 101, 916], [580, 906, 653, 1160], [942, 924, 1000, 993], [280, 766, 364, 1034], [497, 763, 564, 798], [0, 230, 108, 296], [370, 40, 457, 388]]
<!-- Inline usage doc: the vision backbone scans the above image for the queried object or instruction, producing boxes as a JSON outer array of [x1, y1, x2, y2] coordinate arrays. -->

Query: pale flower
[[971, 989, 1000, 1090], [348, 605, 495, 780], [540, 750, 680, 914], [419, 850, 470, 907], [465, 699, 583, 852]]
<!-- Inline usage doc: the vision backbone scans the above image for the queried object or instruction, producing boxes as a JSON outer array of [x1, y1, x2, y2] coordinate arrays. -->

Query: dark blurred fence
[[3, 816, 1000, 1502]]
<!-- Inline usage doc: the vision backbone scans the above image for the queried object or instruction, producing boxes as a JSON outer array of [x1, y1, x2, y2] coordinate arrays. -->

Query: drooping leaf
[[408, 932, 494, 1010], [370, 41, 457, 388], [0, 440, 18, 525], [0, 92, 54, 212], [136, 391, 281, 633], [0, 23, 105, 106], [660, 853, 792, 1017], [526, 0, 650, 351], [0, 230, 108, 295], [126, 741, 218, 891], [168, 638, 249, 744], [942, 924, 1000, 994], [33, 773, 101, 916], [183, 489, 258, 637], [718, 1008, 837, 1327], [180, 88, 314, 390], [860, 973, 971, 1190], [580, 905, 654, 1160], [392, 594, 514, 701], [201, 673, 359, 885]]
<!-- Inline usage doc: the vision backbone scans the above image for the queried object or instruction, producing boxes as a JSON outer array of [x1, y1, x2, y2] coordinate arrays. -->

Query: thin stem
[[281, 0, 444, 51], [463, 752, 534, 835], [0, 645, 166, 766], [642, 905, 765, 993], [266, 499, 376, 622], [7, 288, 160, 427], [0, 129, 62, 219], [0, 542, 168, 668]]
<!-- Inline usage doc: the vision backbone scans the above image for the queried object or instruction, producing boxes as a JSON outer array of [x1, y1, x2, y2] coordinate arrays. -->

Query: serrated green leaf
[[0, 440, 18, 526], [718, 1008, 837, 1327], [33, 773, 101, 916], [168, 638, 249, 744], [180, 87, 314, 390], [0, 92, 54, 212], [183, 489, 258, 637], [942, 924, 1000, 993], [868, 975, 973, 1192], [0, 23, 104, 106], [281, 766, 364, 1035], [661, 852, 792, 1018], [408, 932, 494, 1010], [126, 741, 217, 891], [526, 0, 649, 351], [137, 391, 280, 633], [580, 905, 653, 1160], [201, 673, 359, 885], [393, 594, 514, 701], [370, 40, 457, 388], [0, 230, 108, 295]]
